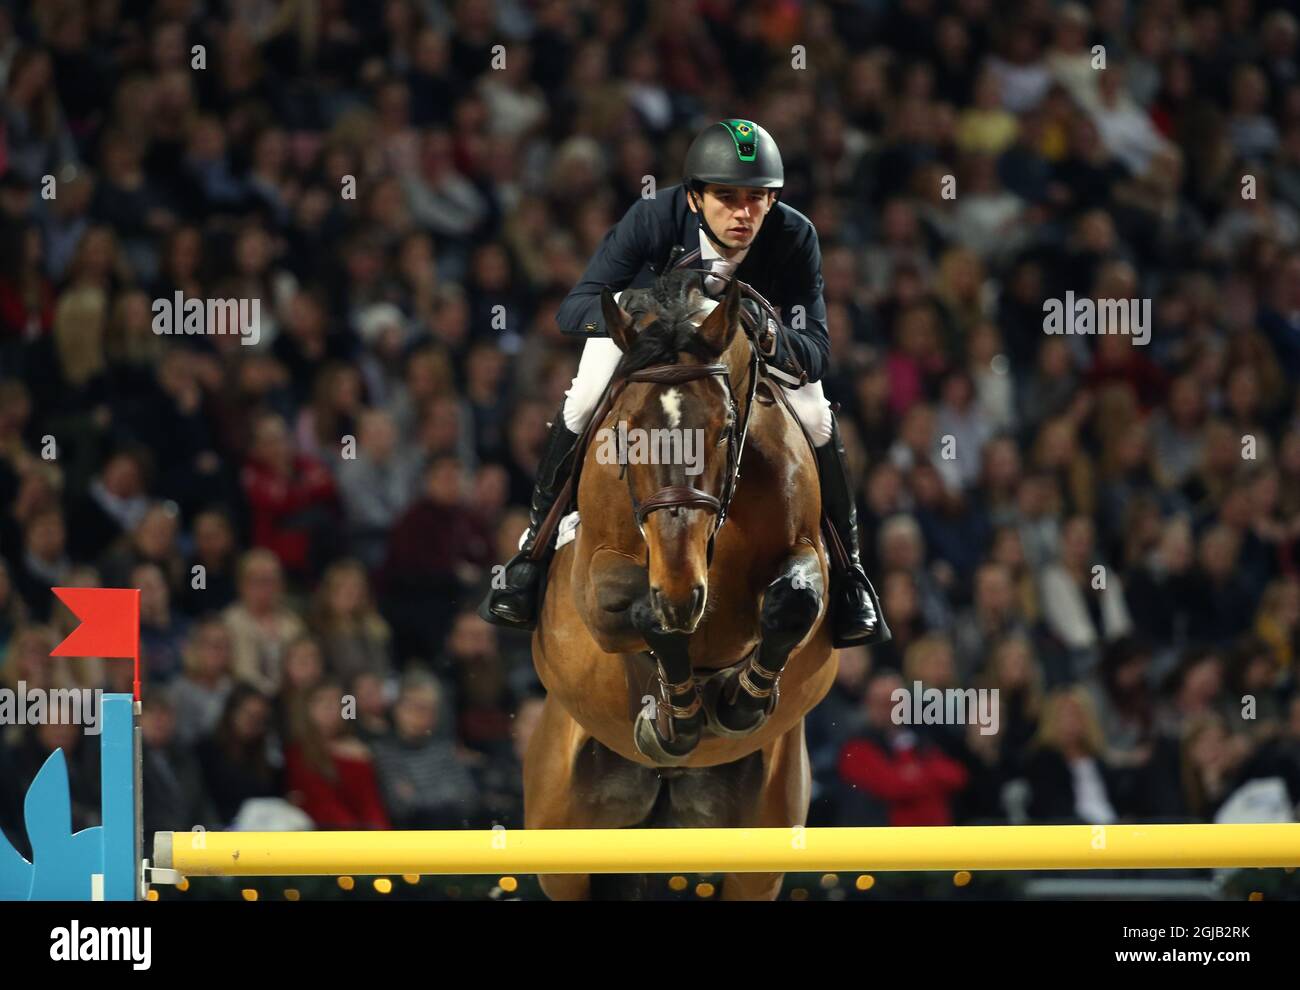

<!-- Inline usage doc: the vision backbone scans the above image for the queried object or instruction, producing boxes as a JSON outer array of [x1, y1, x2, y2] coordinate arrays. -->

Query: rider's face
[[688, 184, 775, 251]]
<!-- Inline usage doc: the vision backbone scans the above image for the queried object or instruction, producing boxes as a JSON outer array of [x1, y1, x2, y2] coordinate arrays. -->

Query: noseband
[[614, 349, 759, 566]]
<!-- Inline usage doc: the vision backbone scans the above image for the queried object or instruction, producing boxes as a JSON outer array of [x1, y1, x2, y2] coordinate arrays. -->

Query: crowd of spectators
[[3, 0, 1300, 865]]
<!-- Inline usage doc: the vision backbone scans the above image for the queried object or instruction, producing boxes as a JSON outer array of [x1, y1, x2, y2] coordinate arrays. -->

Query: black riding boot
[[815, 417, 891, 648], [479, 411, 581, 630]]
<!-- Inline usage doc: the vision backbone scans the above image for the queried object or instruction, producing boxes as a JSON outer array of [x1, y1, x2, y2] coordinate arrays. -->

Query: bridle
[[612, 337, 759, 567]]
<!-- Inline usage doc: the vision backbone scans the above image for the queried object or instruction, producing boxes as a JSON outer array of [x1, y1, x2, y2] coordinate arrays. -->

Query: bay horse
[[523, 271, 837, 900]]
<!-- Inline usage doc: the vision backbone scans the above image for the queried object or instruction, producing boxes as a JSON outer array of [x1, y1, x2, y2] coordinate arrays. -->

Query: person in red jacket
[[838, 671, 969, 826], [241, 412, 339, 575], [0, 221, 55, 340], [284, 679, 391, 829]]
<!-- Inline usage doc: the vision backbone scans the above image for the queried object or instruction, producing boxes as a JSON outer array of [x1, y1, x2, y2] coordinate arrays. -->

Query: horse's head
[[601, 270, 749, 633]]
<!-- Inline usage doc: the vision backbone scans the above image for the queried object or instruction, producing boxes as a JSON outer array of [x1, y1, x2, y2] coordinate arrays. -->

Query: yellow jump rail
[[153, 823, 1300, 877]]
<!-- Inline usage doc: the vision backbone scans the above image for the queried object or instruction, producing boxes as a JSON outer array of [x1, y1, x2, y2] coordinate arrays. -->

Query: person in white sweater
[[1039, 515, 1134, 678]]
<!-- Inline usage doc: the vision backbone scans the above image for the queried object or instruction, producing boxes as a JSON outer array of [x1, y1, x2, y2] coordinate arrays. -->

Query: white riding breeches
[[562, 336, 834, 447]]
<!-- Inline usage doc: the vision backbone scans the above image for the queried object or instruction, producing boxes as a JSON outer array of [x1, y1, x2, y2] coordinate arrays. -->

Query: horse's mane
[[611, 269, 731, 379]]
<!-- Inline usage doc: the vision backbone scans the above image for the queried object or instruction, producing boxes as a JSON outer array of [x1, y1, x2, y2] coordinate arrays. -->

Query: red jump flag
[[50, 587, 142, 699]]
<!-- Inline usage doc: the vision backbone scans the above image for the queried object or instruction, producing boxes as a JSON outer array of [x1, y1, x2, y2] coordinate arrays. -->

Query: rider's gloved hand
[[740, 296, 805, 381], [740, 297, 778, 357]]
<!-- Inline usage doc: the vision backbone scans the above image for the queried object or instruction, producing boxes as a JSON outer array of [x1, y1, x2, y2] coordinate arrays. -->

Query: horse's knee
[[760, 571, 821, 643]]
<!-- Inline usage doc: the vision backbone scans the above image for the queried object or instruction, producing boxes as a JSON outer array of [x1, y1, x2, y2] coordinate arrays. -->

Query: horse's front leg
[[704, 545, 823, 738], [628, 596, 705, 764]]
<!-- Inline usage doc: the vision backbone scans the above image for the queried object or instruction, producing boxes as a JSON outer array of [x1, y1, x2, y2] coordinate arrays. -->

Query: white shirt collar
[[699, 225, 749, 268]]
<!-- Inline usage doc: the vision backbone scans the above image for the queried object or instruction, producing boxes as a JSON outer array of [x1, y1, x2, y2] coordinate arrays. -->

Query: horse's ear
[[697, 275, 741, 355], [601, 288, 636, 352]]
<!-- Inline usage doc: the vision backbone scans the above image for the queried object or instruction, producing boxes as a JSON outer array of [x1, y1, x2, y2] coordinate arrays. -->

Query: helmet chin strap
[[688, 185, 732, 252]]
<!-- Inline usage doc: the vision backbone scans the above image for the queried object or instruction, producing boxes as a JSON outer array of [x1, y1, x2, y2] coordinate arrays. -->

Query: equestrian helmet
[[683, 119, 784, 196]]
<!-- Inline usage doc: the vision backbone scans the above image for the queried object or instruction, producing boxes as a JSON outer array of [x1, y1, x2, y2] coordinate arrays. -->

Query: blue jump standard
[[0, 693, 137, 900]]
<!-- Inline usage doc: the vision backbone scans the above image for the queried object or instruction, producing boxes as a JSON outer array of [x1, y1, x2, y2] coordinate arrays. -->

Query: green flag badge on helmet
[[724, 119, 757, 160], [683, 119, 784, 193]]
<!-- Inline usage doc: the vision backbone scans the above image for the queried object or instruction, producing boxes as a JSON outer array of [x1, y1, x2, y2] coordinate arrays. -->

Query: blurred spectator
[[12, 507, 70, 621], [140, 687, 218, 836], [2, 48, 77, 183], [978, 634, 1043, 773], [134, 560, 188, 684], [276, 634, 326, 743], [179, 508, 240, 614], [870, 569, 928, 673], [170, 616, 236, 747], [439, 607, 517, 757], [877, 513, 953, 631], [1178, 713, 1252, 820], [241, 412, 339, 577], [1185, 523, 1257, 646], [310, 559, 394, 684], [372, 672, 480, 829], [808, 646, 872, 825], [0, 624, 69, 693], [1024, 687, 1121, 824], [1157, 648, 1229, 739], [196, 684, 281, 826], [63, 448, 150, 563], [336, 409, 421, 568], [837, 670, 969, 826], [1253, 576, 1300, 673], [284, 679, 390, 829], [221, 549, 306, 695], [348, 671, 394, 744], [1225, 634, 1289, 738], [952, 562, 1032, 682], [1039, 515, 1134, 676], [295, 362, 364, 465], [380, 456, 492, 658], [475, 694, 544, 829], [1090, 638, 1159, 766], [98, 501, 185, 591]]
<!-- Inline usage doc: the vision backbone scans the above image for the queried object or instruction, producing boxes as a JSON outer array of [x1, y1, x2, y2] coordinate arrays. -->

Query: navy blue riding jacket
[[555, 184, 831, 384]]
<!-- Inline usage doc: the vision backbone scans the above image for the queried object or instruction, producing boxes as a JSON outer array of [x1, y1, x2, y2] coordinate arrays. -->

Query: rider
[[481, 119, 887, 648]]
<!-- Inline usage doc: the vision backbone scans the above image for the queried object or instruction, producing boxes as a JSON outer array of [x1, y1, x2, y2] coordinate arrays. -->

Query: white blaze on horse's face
[[659, 388, 683, 429]]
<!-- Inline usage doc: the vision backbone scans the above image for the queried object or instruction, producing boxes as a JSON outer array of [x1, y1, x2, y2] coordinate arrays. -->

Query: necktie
[[704, 257, 737, 296]]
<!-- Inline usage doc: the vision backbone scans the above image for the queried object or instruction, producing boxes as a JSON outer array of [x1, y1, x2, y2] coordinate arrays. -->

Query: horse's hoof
[[633, 708, 701, 765], [701, 666, 777, 739]]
